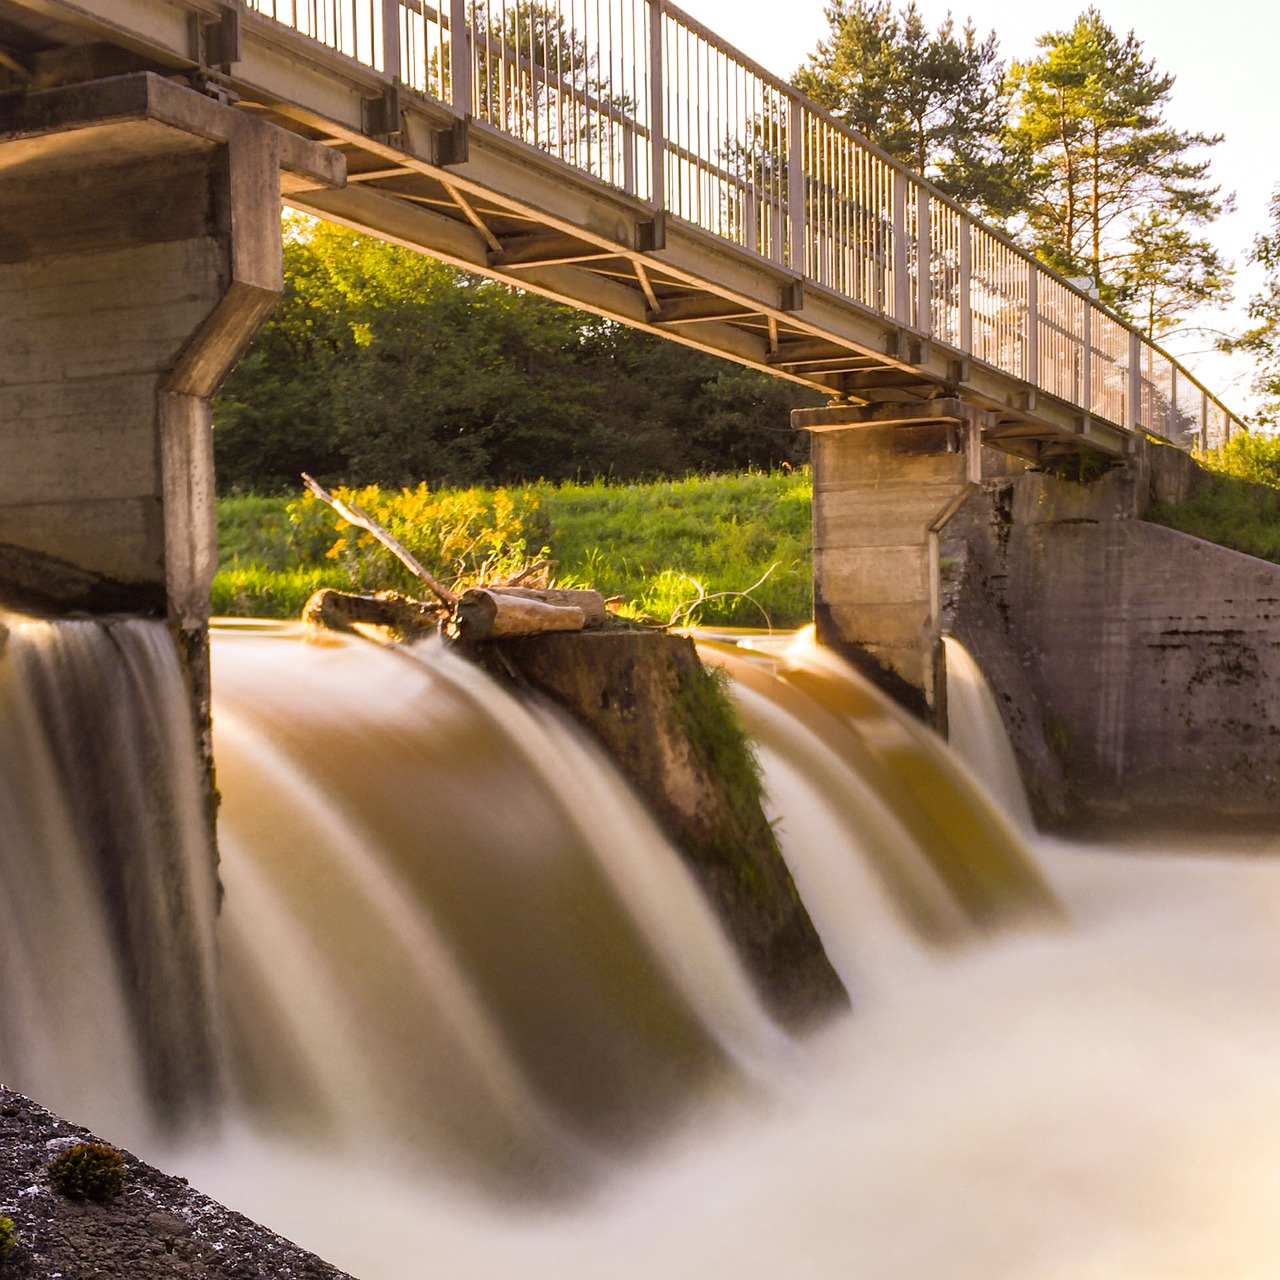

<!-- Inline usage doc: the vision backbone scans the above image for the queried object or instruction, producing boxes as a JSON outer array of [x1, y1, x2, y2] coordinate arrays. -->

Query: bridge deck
[[0, 0, 1244, 461]]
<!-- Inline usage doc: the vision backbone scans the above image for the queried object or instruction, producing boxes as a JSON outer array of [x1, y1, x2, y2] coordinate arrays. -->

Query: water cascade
[[0, 611, 220, 1134], [5, 615, 1280, 1278], [940, 635, 1036, 832]]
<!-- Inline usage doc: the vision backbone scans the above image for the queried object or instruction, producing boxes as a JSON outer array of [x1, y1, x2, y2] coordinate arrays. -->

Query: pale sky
[[678, 0, 1275, 411]]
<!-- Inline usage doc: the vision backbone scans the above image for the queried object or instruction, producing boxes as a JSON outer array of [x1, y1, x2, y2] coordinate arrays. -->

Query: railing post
[[787, 98, 805, 274], [1127, 330, 1143, 432], [1201, 390, 1210, 453], [449, 0, 472, 117], [623, 123, 636, 195], [1081, 300, 1092, 417], [648, 0, 665, 216], [1025, 263, 1038, 388], [381, 0, 400, 81], [916, 192, 931, 337], [892, 173, 909, 325], [959, 216, 972, 354]]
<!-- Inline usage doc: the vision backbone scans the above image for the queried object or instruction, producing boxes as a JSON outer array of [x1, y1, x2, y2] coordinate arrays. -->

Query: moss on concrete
[[454, 630, 848, 1028]]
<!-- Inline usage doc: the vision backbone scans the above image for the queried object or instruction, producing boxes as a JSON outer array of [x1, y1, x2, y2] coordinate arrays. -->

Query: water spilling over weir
[[4, 612, 1280, 1278]]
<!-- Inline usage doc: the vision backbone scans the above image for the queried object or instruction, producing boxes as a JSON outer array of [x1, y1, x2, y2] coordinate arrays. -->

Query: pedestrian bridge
[[0, 0, 1251, 720], [0, 0, 1243, 462]]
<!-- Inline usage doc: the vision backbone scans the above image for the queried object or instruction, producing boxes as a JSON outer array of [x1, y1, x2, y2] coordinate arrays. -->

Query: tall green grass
[[212, 470, 814, 628], [1147, 435, 1280, 562]]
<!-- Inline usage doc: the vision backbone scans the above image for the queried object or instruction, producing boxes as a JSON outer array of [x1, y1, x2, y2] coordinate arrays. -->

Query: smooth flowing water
[[3, 613, 1280, 1278]]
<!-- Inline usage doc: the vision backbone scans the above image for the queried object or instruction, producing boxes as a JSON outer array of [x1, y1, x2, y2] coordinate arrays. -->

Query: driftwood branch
[[301, 474, 459, 608], [298, 477, 615, 640], [508, 558, 556, 587], [667, 562, 782, 630]]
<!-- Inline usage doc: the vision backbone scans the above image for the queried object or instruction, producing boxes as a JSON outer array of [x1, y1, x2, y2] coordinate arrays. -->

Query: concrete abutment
[[800, 404, 1280, 823], [796, 400, 993, 719], [0, 73, 342, 800]]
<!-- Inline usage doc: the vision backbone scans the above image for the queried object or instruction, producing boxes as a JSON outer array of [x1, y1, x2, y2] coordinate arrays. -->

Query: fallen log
[[485, 586, 609, 629], [302, 588, 442, 637], [454, 587, 586, 639]]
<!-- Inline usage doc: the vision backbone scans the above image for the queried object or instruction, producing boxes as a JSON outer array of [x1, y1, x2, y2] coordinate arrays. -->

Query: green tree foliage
[[1004, 8, 1231, 333], [1223, 192, 1280, 429], [472, 1, 624, 149], [213, 218, 813, 492], [793, 0, 1015, 216]]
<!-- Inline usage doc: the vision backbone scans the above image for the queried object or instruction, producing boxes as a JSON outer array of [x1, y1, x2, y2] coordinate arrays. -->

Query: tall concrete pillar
[[0, 73, 342, 783], [793, 400, 994, 718]]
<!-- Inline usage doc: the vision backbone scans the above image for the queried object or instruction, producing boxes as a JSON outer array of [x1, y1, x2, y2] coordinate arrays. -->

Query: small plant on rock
[[48, 1143, 126, 1202], [0, 1214, 16, 1261]]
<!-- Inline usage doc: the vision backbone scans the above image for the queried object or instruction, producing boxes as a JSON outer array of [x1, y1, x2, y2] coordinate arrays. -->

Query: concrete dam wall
[[941, 461, 1280, 824]]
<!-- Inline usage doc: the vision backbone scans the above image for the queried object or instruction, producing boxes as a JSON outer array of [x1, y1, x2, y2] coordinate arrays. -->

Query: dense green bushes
[[1147, 435, 1280, 562], [213, 471, 814, 628], [213, 219, 817, 493]]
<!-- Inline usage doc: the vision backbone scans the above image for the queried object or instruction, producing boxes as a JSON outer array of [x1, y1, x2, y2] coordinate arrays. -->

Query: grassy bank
[[1146, 435, 1280, 562], [213, 470, 814, 628]]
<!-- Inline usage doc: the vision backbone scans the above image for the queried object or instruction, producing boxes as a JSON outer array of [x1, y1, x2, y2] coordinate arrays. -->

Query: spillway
[[3, 613, 1278, 1278]]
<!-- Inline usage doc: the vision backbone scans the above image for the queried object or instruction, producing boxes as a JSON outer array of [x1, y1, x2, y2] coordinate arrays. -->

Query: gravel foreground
[[0, 1087, 353, 1278]]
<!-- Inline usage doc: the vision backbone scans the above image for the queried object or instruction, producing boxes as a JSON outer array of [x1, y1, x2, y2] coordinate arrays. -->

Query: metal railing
[[245, 0, 1245, 449]]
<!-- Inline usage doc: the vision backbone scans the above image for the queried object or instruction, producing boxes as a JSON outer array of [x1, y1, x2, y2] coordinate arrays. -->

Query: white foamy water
[[173, 835, 1280, 1280], [942, 635, 1037, 833]]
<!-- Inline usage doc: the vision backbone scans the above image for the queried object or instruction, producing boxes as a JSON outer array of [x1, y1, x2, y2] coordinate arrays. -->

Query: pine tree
[[1005, 7, 1231, 333], [1223, 193, 1280, 428], [793, 0, 1015, 217]]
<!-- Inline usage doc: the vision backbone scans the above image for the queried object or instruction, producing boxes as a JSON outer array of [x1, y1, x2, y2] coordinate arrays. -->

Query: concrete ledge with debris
[[0, 1086, 349, 1279]]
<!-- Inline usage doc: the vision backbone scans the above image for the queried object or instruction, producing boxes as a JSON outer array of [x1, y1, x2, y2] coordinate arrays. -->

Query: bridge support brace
[[0, 74, 342, 799], [794, 400, 999, 719]]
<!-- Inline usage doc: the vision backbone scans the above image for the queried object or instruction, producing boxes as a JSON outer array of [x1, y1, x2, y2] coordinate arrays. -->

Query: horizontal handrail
[[244, 0, 1245, 451]]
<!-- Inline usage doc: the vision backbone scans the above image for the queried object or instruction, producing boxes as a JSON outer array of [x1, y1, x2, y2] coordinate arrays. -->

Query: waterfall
[[10, 613, 1280, 1279], [0, 611, 220, 1136], [941, 636, 1036, 832], [210, 623, 786, 1189]]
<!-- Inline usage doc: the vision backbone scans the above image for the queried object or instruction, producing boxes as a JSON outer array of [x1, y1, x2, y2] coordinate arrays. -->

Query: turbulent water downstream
[[3, 612, 1280, 1278]]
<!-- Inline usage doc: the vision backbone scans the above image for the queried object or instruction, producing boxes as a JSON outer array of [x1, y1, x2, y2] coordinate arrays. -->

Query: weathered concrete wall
[[0, 160, 225, 592], [944, 463, 1280, 823], [808, 421, 975, 716], [0, 73, 341, 807]]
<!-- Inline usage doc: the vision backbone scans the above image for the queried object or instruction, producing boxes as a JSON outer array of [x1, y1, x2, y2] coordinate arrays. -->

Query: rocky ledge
[[0, 1086, 350, 1279]]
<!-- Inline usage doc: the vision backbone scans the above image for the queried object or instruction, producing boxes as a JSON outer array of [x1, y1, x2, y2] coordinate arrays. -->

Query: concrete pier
[[795, 400, 995, 718], [0, 72, 342, 775]]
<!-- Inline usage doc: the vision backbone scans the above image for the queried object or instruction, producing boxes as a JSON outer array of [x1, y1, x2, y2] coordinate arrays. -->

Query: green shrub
[[0, 1215, 15, 1261], [213, 470, 816, 628], [1036, 444, 1113, 485], [48, 1143, 126, 1202], [1147, 435, 1280, 565], [1202, 433, 1280, 487]]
